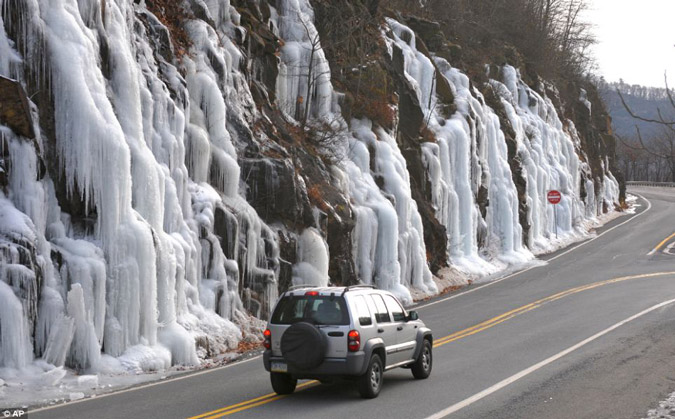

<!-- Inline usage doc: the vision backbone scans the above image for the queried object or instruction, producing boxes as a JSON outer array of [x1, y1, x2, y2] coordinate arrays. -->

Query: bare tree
[[308, 115, 348, 164], [293, 14, 334, 128], [414, 0, 595, 79], [278, 13, 347, 164], [615, 134, 672, 182]]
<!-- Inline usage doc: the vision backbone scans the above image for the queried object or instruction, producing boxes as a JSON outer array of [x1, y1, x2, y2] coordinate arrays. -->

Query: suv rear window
[[352, 296, 373, 326], [271, 295, 349, 325]]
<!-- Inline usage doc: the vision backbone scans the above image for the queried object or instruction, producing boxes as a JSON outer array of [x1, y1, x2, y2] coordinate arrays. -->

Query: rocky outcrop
[[0, 76, 34, 139], [567, 82, 626, 206]]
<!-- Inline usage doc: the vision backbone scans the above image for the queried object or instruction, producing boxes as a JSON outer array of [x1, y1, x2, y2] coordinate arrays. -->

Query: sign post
[[547, 190, 561, 239]]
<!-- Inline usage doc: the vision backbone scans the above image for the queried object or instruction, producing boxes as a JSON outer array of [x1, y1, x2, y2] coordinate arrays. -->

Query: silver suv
[[262, 285, 433, 398]]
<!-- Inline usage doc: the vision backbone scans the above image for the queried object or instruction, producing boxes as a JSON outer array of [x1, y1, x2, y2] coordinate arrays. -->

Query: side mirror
[[407, 310, 419, 321]]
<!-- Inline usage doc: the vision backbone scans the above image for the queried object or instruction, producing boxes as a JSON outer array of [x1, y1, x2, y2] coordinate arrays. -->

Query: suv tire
[[280, 321, 326, 370], [358, 354, 383, 398], [270, 372, 297, 395], [411, 339, 432, 379]]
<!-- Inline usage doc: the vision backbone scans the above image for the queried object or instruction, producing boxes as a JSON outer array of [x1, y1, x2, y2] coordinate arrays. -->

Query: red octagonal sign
[[547, 190, 562, 204]]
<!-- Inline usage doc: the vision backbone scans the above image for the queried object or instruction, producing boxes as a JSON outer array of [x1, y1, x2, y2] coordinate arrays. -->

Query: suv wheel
[[411, 340, 432, 379], [358, 354, 383, 398], [270, 372, 297, 395]]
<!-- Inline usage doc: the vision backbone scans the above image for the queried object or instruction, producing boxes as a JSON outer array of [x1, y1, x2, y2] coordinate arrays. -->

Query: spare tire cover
[[280, 322, 326, 370]]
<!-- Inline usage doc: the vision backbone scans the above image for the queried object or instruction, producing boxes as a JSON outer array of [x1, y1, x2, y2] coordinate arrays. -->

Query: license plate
[[271, 362, 287, 373]]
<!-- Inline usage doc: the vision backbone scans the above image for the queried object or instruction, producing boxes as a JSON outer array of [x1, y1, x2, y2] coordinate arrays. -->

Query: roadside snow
[[625, 194, 640, 214], [0, 350, 258, 409], [645, 391, 675, 419], [529, 199, 627, 257], [415, 194, 635, 298]]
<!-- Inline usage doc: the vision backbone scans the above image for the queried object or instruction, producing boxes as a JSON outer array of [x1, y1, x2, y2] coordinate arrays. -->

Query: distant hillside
[[598, 80, 675, 181], [598, 80, 675, 139]]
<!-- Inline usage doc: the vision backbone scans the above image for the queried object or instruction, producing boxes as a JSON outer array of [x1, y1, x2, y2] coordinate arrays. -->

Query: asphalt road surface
[[32, 186, 675, 419]]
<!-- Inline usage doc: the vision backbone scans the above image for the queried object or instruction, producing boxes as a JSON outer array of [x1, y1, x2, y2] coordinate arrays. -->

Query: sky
[[587, 0, 675, 87]]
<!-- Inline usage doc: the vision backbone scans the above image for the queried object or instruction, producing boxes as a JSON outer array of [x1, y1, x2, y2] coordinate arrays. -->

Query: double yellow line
[[191, 271, 675, 419], [433, 271, 675, 348], [189, 381, 319, 419]]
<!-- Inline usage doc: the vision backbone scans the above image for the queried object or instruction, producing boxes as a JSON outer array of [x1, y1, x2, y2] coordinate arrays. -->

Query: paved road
[[32, 187, 675, 419]]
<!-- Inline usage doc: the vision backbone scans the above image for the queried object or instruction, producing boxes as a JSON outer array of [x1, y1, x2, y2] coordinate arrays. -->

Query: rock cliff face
[[0, 0, 620, 374]]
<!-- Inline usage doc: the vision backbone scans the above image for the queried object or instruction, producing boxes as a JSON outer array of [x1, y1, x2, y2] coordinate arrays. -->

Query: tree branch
[[615, 134, 646, 151], [635, 126, 669, 159], [664, 72, 675, 110], [617, 88, 675, 126]]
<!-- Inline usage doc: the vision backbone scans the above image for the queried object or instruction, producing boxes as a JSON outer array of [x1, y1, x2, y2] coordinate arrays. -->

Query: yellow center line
[[205, 395, 286, 418], [434, 272, 675, 348], [650, 232, 675, 255], [188, 381, 318, 419], [433, 284, 597, 346], [190, 271, 675, 419], [431, 303, 538, 344], [188, 393, 276, 419]]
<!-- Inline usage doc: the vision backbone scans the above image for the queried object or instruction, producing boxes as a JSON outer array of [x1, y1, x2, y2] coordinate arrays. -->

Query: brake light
[[305, 291, 319, 296], [348, 330, 360, 352], [263, 329, 271, 349]]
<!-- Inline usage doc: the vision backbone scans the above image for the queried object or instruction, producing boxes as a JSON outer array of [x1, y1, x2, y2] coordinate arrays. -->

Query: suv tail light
[[263, 329, 271, 349], [348, 330, 360, 352]]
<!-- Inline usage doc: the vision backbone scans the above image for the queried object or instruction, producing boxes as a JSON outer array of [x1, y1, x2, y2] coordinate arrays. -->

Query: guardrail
[[626, 181, 675, 188]]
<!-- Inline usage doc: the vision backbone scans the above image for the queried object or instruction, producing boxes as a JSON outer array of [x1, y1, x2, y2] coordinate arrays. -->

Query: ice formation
[[0, 0, 619, 387], [493, 65, 619, 251], [0, 0, 279, 376], [292, 228, 330, 287], [344, 120, 437, 301], [271, 1, 437, 303], [386, 19, 619, 273]]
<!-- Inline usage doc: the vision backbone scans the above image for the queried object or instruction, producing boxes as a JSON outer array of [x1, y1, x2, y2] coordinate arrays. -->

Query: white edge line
[[415, 193, 652, 311], [29, 355, 262, 414], [425, 297, 675, 419]]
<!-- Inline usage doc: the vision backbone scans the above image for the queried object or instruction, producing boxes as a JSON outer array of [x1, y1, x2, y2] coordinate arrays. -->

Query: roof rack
[[341, 284, 377, 296]]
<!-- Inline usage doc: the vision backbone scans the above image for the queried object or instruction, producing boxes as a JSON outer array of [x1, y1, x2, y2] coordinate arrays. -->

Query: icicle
[[0, 280, 32, 369], [66, 284, 101, 371], [42, 313, 75, 367]]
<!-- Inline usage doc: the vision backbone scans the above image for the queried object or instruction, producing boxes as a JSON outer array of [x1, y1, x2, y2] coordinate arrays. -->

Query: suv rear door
[[269, 294, 351, 359]]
